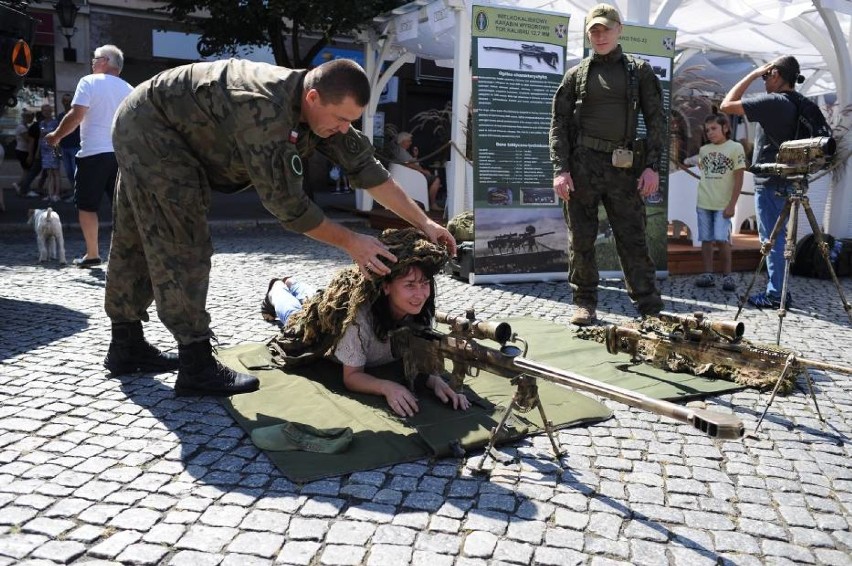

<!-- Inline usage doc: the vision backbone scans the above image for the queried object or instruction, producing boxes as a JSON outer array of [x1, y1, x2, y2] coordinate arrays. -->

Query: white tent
[[359, 0, 852, 237]]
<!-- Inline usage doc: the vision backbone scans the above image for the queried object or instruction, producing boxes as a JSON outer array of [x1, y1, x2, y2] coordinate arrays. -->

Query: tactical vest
[[572, 53, 641, 153]]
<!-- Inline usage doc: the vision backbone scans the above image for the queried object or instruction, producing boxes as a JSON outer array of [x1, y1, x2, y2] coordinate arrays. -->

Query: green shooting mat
[[218, 318, 743, 483]]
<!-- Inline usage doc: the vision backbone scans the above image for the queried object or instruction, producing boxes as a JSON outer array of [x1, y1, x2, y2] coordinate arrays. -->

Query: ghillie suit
[[267, 227, 449, 368], [447, 211, 474, 243]]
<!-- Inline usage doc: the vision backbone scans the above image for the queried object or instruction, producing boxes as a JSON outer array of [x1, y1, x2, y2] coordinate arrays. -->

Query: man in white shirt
[[46, 44, 133, 268]]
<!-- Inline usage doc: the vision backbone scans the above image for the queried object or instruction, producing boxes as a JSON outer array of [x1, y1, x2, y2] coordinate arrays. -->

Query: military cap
[[586, 3, 622, 31]]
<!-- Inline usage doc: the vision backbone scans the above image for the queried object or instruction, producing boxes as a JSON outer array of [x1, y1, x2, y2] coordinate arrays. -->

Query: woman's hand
[[427, 374, 470, 411], [382, 381, 420, 417]]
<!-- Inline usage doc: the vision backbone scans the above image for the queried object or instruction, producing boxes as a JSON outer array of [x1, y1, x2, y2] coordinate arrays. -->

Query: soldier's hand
[[637, 168, 659, 198], [44, 132, 59, 147], [420, 222, 457, 257], [553, 172, 573, 202], [348, 233, 397, 277]]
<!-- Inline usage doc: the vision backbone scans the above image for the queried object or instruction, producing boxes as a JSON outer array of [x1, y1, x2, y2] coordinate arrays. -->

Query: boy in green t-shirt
[[684, 114, 746, 291]]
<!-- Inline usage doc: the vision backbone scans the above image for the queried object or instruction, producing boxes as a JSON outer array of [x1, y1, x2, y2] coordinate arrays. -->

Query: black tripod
[[735, 175, 852, 345]]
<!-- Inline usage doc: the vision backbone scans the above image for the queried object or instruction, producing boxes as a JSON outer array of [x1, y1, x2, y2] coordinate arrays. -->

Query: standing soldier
[[101, 58, 456, 398], [550, 3, 665, 326]]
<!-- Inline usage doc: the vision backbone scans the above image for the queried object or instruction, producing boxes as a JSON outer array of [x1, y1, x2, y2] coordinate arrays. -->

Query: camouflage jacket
[[144, 59, 389, 233], [550, 45, 664, 175]]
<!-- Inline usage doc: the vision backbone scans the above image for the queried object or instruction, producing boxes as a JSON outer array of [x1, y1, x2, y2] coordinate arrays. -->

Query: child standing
[[38, 104, 61, 203], [687, 114, 746, 291]]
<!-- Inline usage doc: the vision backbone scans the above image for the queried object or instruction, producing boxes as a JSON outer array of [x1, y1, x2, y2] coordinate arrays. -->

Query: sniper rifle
[[390, 309, 744, 468], [591, 311, 852, 434]]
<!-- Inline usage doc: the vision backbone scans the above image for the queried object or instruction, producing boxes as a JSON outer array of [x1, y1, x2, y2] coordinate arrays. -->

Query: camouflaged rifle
[[390, 309, 744, 468], [584, 311, 852, 394]]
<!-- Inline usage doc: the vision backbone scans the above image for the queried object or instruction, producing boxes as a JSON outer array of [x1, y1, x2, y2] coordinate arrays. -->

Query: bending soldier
[[102, 58, 456, 397]]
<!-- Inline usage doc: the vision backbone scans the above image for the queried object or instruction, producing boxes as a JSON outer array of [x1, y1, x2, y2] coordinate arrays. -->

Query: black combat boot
[[103, 322, 180, 376], [175, 340, 259, 397]]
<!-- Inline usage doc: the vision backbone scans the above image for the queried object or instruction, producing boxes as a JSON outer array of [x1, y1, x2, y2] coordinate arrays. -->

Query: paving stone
[[463, 531, 497, 558], [175, 525, 238, 553], [0, 533, 49, 560], [366, 544, 413, 566], [29, 540, 87, 563], [168, 550, 225, 565], [276, 541, 321, 565], [373, 524, 418, 545], [226, 531, 285, 558], [21, 517, 75, 537], [326, 520, 376, 545], [115, 543, 170, 565], [286, 517, 329, 540], [88, 530, 143, 559], [492, 539, 535, 564], [319, 544, 366, 565]]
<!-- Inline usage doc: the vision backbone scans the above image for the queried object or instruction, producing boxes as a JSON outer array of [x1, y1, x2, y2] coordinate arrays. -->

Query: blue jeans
[[755, 179, 792, 299], [61, 146, 78, 187], [269, 279, 317, 325]]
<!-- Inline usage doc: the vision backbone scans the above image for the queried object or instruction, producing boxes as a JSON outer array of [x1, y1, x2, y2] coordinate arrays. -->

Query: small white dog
[[28, 208, 67, 265]]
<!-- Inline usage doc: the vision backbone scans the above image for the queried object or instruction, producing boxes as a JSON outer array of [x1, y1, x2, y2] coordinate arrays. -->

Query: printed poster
[[470, 5, 571, 284]]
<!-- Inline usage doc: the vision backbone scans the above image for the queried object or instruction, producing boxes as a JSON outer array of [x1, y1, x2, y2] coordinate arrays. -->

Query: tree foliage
[[158, 0, 405, 68]]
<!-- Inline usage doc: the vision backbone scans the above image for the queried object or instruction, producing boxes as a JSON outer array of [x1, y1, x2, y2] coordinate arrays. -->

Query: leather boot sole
[[174, 379, 259, 397], [104, 353, 179, 376]]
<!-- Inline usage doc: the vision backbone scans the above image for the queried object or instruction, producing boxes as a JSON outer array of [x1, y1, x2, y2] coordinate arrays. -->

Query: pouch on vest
[[612, 148, 634, 168]]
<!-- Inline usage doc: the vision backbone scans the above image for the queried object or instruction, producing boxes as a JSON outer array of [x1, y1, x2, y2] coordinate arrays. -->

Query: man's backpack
[[785, 91, 832, 140], [792, 233, 852, 279]]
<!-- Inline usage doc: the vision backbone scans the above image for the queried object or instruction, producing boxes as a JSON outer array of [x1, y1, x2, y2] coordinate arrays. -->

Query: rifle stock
[[391, 312, 744, 440]]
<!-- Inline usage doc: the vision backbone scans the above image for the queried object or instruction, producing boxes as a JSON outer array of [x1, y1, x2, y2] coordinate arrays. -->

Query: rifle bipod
[[750, 354, 824, 437], [475, 374, 563, 473]]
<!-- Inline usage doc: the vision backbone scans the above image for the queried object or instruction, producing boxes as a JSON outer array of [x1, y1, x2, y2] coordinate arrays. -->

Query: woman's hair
[[704, 113, 731, 140], [280, 227, 449, 352], [396, 132, 413, 144], [369, 262, 440, 341]]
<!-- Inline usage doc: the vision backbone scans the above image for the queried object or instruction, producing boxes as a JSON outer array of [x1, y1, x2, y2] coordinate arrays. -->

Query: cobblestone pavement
[[1, 224, 851, 566]]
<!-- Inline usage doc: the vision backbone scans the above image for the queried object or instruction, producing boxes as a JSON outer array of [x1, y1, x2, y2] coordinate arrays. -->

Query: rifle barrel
[[511, 356, 744, 439]]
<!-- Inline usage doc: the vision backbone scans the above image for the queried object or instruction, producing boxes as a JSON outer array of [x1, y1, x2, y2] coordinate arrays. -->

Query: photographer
[[720, 55, 825, 309]]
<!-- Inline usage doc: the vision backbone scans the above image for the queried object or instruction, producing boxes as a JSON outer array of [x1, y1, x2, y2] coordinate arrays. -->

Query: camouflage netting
[[447, 211, 474, 243], [576, 317, 800, 395], [267, 228, 449, 368]]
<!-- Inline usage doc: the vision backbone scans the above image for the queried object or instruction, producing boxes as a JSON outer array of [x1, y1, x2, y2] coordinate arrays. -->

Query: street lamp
[[54, 0, 79, 62]]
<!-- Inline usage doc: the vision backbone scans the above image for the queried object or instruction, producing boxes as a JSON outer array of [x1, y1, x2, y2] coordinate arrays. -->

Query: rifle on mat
[[390, 309, 744, 469], [590, 311, 852, 393]]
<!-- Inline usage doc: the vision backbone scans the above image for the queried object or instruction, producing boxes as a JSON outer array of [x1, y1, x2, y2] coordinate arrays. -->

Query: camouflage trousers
[[104, 86, 214, 345], [564, 146, 663, 315]]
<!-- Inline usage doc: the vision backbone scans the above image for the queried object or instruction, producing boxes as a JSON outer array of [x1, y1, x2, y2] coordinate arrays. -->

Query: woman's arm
[[342, 364, 420, 417]]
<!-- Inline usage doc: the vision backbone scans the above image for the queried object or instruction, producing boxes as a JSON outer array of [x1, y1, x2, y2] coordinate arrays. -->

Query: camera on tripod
[[750, 136, 836, 178]]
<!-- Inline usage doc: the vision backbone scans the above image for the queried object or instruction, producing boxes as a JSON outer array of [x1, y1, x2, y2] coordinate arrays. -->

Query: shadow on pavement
[[0, 297, 90, 359]]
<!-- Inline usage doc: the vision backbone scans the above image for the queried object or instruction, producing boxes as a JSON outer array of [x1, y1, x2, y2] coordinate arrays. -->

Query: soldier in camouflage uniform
[[550, 3, 665, 326], [102, 58, 456, 397]]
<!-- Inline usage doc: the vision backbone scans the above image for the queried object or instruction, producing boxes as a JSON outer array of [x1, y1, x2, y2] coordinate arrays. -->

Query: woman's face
[[382, 266, 432, 320]]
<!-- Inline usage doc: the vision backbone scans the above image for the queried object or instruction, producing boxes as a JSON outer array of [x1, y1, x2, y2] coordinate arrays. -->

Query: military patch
[[344, 135, 361, 155], [290, 154, 303, 176]]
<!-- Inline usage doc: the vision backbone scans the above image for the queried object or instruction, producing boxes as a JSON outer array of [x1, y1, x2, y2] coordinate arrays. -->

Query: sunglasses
[[761, 69, 774, 81]]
